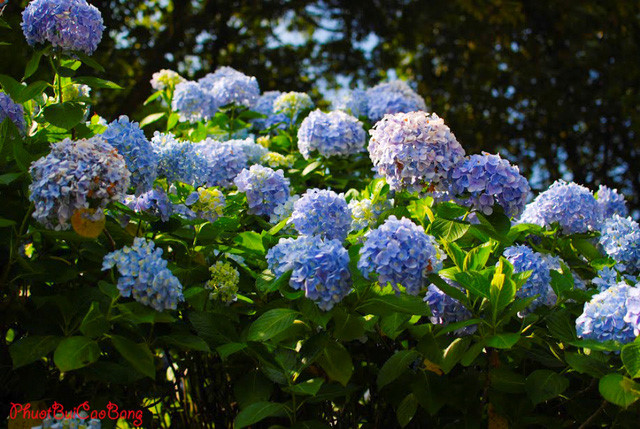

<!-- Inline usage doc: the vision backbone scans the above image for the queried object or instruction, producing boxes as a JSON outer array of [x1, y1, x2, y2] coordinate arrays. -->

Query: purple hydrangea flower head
[[199, 67, 260, 108], [224, 137, 268, 164], [0, 92, 26, 133], [366, 80, 427, 122], [172, 81, 217, 122], [597, 185, 629, 219], [425, 281, 476, 336], [125, 188, 172, 222], [450, 152, 530, 218], [21, 0, 104, 54], [297, 110, 366, 159], [289, 189, 352, 241], [599, 215, 640, 273], [29, 136, 130, 230], [102, 116, 158, 194], [102, 238, 184, 311], [518, 180, 603, 234], [368, 111, 465, 192], [192, 138, 248, 188], [358, 216, 445, 295], [334, 89, 368, 118], [576, 283, 640, 344], [151, 132, 198, 185], [234, 165, 290, 217], [267, 235, 352, 310], [503, 245, 551, 311]]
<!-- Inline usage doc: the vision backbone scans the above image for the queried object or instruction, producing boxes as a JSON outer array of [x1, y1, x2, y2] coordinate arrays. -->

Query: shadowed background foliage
[[2, 0, 640, 209]]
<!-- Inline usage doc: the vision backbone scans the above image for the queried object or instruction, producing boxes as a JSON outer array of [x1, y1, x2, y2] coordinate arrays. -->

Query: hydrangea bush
[[3, 3, 640, 427]]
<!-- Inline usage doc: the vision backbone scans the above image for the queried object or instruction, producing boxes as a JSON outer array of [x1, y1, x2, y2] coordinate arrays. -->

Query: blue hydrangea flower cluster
[[424, 282, 476, 336], [297, 110, 366, 159], [151, 132, 197, 185], [358, 216, 445, 295], [199, 67, 260, 108], [593, 266, 622, 292], [102, 116, 158, 194], [172, 81, 217, 122], [102, 238, 184, 312], [449, 152, 530, 218], [335, 89, 368, 118], [270, 194, 300, 229], [273, 92, 314, 116], [289, 189, 352, 241], [597, 185, 628, 219], [184, 187, 226, 223], [252, 90, 283, 129], [365, 80, 427, 122], [599, 215, 640, 273], [29, 137, 130, 230], [368, 111, 466, 192], [0, 92, 26, 133], [348, 197, 394, 231], [151, 69, 185, 91], [192, 138, 248, 188], [267, 236, 352, 310], [234, 165, 290, 217], [503, 245, 551, 311], [518, 180, 603, 234], [21, 0, 104, 55], [125, 188, 172, 222], [576, 283, 640, 344], [225, 138, 268, 164]]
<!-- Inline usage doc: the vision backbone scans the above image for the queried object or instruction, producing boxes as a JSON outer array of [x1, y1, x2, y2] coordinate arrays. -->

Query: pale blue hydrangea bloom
[[29, 137, 130, 230], [289, 189, 352, 241], [0, 92, 26, 133], [22, 0, 104, 55], [150, 69, 185, 91], [450, 153, 530, 218], [224, 137, 268, 164], [599, 215, 640, 273], [234, 165, 290, 217], [102, 116, 158, 194], [270, 195, 300, 231], [125, 188, 172, 222], [192, 138, 248, 188], [151, 132, 198, 185], [593, 266, 623, 292], [273, 92, 314, 117], [102, 238, 184, 312], [252, 90, 283, 129], [172, 81, 217, 122], [424, 281, 476, 336], [368, 111, 465, 192], [366, 80, 427, 122], [348, 198, 393, 231], [267, 236, 352, 310], [597, 185, 629, 219], [503, 245, 552, 311], [199, 67, 260, 108], [576, 283, 640, 344], [334, 89, 368, 118], [358, 216, 445, 295], [518, 180, 603, 234], [297, 110, 366, 159]]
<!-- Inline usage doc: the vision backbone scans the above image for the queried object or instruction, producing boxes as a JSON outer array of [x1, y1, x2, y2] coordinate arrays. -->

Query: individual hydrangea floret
[[29, 137, 130, 230], [192, 138, 248, 188], [206, 261, 240, 303], [152, 132, 198, 185], [368, 111, 465, 192], [424, 281, 476, 336], [297, 110, 366, 159], [184, 187, 226, 223], [518, 180, 603, 234], [261, 152, 294, 168], [366, 80, 427, 122], [349, 198, 393, 231], [172, 81, 217, 123], [599, 215, 640, 273], [267, 236, 352, 310], [576, 283, 640, 344], [151, 69, 185, 91], [358, 216, 445, 295], [102, 238, 184, 312], [503, 245, 551, 311], [224, 138, 268, 164], [335, 89, 368, 118], [0, 92, 26, 133], [199, 67, 260, 108], [597, 185, 629, 219], [289, 189, 352, 241], [450, 152, 530, 218], [273, 92, 314, 117], [22, 0, 105, 55], [125, 188, 172, 222], [234, 165, 290, 217], [102, 116, 158, 194]]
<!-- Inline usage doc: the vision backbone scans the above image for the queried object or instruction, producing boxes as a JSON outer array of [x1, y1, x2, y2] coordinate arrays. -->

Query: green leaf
[[24, 51, 44, 79], [441, 337, 471, 374], [74, 51, 105, 72], [110, 335, 155, 379], [79, 302, 109, 338], [569, 339, 623, 352], [98, 281, 119, 299], [396, 393, 418, 427], [217, 342, 247, 360], [0, 74, 24, 100], [284, 378, 324, 396], [490, 368, 526, 393], [525, 370, 569, 405], [435, 201, 468, 219], [234, 231, 265, 254], [463, 243, 493, 271], [357, 293, 431, 316], [454, 271, 490, 299], [10, 336, 61, 369], [0, 218, 16, 227], [234, 371, 274, 409], [167, 112, 179, 130], [0, 172, 23, 185], [622, 343, 640, 378], [144, 91, 163, 105], [74, 76, 123, 89], [247, 309, 299, 342], [53, 336, 100, 372], [565, 352, 609, 378], [43, 102, 85, 130], [317, 340, 353, 386], [302, 160, 323, 176], [332, 308, 366, 341], [15, 80, 49, 103], [429, 218, 469, 242], [158, 334, 210, 352], [486, 333, 520, 349], [139, 112, 166, 128], [377, 350, 420, 389], [599, 373, 640, 408], [546, 310, 578, 342], [0, 17, 10, 29], [234, 401, 286, 429], [490, 258, 516, 316]]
